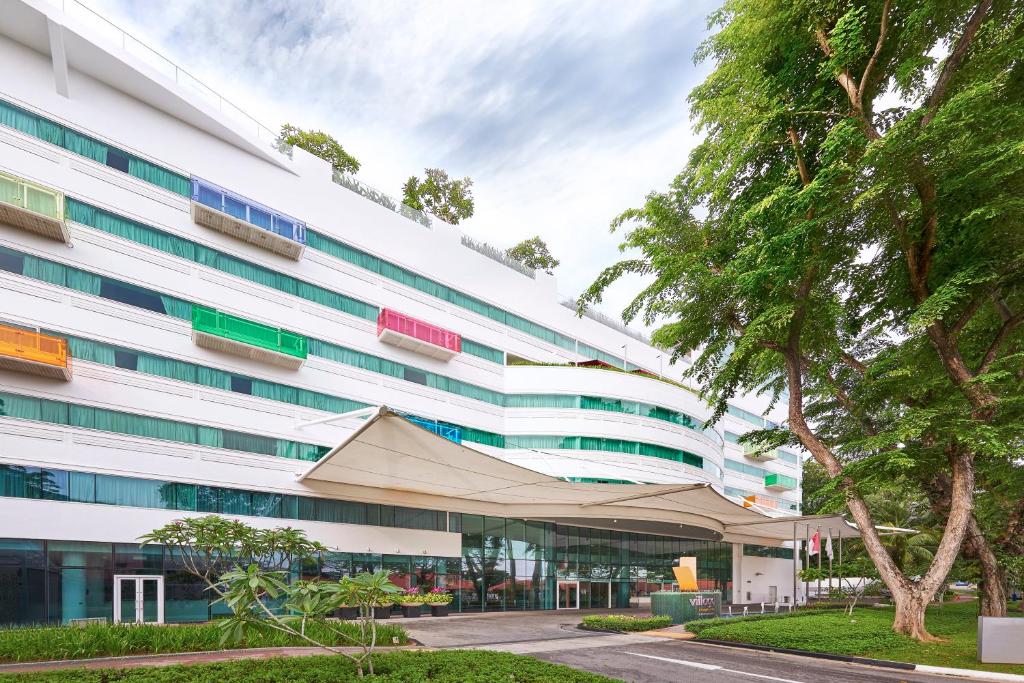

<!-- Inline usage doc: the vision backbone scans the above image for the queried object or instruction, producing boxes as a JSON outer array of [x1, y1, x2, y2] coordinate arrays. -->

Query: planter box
[[430, 604, 450, 617], [979, 616, 1024, 663], [401, 604, 423, 618], [372, 606, 392, 620], [334, 607, 359, 620]]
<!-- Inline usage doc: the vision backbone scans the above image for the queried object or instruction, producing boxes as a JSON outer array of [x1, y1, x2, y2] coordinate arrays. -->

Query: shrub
[[0, 650, 618, 682], [581, 615, 672, 632], [686, 609, 907, 655], [0, 621, 408, 664]]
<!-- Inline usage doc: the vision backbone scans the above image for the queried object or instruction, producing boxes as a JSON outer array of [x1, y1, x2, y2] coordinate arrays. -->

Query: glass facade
[[0, 464, 735, 624]]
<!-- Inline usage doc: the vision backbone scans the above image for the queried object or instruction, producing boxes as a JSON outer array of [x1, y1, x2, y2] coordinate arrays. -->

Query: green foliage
[[140, 516, 325, 597], [0, 651, 620, 682], [402, 168, 474, 224], [0, 621, 408, 664], [686, 601, 1024, 674], [216, 564, 401, 675], [581, 0, 1024, 635], [506, 236, 560, 274], [279, 124, 360, 175], [580, 615, 672, 632]]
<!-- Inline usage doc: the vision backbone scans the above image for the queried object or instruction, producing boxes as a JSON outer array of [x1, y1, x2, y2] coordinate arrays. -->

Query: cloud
[[88, 0, 720, 337]]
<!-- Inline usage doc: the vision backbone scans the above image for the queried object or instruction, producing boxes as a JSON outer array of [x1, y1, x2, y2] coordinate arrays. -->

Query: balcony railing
[[0, 324, 71, 380], [332, 171, 433, 229], [377, 309, 461, 361], [742, 494, 779, 509], [190, 176, 306, 259], [191, 305, 307, 370], [764, 473, 798, 491], [0, 171, 69, 243], [405, 415, 462, 444]]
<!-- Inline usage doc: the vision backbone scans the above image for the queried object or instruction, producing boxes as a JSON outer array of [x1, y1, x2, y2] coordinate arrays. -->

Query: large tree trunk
[[783, 350, 975, 641], [892, 592, 933, 641], [926, 471, 1008, 617], [965, 516, 1007, 618]]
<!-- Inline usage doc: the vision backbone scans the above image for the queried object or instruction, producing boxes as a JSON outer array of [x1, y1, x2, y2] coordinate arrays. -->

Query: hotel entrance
[[556, 581, 579, 609]]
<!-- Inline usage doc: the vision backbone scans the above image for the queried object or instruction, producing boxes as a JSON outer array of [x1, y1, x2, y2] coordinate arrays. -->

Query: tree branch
[[923, 0, 994, 125], [977, 308, 1024, 375], [858, 0, 892, 106]]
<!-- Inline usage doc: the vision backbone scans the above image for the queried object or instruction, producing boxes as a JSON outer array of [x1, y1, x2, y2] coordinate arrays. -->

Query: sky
[[85, 0, 722, 334]]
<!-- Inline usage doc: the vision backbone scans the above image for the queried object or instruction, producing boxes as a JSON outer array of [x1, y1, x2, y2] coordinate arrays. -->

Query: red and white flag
[[809, 531, 820, 557]]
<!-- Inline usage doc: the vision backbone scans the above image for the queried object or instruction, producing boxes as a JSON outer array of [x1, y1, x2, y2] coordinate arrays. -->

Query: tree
[[280, 124, 360, 175], [506, 237, 560, 274], [219, 565, 400, 677], [141, 516, 325, 600], [402, 168, 474, 224], [582, 0, 1022, 640]]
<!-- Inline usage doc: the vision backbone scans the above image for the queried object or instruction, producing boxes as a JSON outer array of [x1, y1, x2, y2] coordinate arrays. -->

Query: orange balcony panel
[[0, 325, 71, 380]]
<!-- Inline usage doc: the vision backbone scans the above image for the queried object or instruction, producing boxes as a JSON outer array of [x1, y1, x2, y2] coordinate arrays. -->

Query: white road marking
[[624, 652, 807, 683]]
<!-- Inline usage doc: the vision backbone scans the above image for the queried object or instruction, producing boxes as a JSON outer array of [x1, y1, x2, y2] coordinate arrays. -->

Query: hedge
[[0, 651, 620, 682], [0, 621, 408, 664], [581, 615, 672, 632]]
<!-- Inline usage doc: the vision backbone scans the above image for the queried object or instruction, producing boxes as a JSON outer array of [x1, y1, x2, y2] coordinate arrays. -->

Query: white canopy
[[297, 407, 860, 544]]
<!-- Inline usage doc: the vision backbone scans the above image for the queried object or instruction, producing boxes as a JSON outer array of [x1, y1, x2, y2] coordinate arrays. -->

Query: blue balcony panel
[[405, 415, 462, 444], [190, 176, 306, 259]]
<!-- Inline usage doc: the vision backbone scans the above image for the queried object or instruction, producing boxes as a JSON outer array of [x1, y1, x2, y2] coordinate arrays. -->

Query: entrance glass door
[[557, 581, 579, 609], [113, 575, 164, 624]]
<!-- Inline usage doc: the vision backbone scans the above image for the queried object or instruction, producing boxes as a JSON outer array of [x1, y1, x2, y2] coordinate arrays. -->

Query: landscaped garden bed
[[580, 615, 672, 632], [0, 621, 408, 664], [0, 650, 621, 682], [685, 601, 1024, 675]]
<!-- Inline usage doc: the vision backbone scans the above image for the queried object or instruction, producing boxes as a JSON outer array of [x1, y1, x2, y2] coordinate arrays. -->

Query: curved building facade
[[0, 1, 812, 625]]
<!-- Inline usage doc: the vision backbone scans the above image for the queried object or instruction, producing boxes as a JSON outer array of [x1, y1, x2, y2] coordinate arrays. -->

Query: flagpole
[[792, 521, 798, 609], [827, 529, 833, 596], [816, 525, 822, 602], [805, 525, 810, 603]]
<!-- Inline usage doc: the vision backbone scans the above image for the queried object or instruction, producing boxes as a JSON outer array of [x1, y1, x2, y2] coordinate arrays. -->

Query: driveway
[[404, 610, 991, 682]]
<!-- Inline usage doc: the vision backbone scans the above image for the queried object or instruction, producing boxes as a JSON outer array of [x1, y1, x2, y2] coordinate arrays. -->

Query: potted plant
[[371, 598, 394, 620], [426, 587, 453, 616], [398, 587, 424, 618], [334, 603, 359, 620]]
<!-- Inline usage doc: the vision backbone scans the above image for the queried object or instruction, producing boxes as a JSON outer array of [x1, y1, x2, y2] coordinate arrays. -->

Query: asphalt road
[[535, 639, 958, 683], [403, 610, 981, 683]]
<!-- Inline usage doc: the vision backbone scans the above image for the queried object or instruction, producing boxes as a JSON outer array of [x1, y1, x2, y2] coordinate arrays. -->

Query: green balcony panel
[[191, 305, 307, 370], [764, 473, 798, 491], [743, 444, 778, 461], [0, 171, 69, 243]]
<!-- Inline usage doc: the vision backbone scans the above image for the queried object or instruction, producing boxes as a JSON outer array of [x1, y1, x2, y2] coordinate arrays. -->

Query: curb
[[691, 639, 1024, 681]]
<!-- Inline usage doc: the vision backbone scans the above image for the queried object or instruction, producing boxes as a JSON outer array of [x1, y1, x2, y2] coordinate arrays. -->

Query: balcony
[[744, 444, 779, 461], [190, 177, 306, 259], [764, 473, 798, 491], [0, 171, 69, 243], [191, 305, 307, 370], [377, 309, 461, 361], [742, 494, 778, 510], [405, 416, 462, 444], [0, 325, 71, 380]]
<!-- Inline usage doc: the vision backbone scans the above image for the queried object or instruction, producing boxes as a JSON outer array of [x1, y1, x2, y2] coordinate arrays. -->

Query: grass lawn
[[0, 650, 621, 682], [686, 600, 1024, 675], [0, 620, 408, 664]]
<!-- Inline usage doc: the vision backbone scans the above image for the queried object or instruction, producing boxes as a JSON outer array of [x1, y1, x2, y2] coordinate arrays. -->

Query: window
[[230, 376, 253, 395], [404, 367, 427, 385], [221, 430, 277, 457], [0, 250, 24, 274], [105, 149, 130, 173], [99, 280, 165, 314], [113, 350, 138, 371]]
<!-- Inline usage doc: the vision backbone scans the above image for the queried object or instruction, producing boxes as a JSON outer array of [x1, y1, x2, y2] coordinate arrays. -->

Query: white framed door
[[113, 575, 164, 624], [557, 581, 579, 609]]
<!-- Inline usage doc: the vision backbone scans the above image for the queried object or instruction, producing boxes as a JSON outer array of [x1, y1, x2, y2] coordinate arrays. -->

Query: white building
[[0, 0, 840, 625]]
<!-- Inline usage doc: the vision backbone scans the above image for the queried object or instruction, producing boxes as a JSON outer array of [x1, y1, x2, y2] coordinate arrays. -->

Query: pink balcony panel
[[376, 309, 461, 361]]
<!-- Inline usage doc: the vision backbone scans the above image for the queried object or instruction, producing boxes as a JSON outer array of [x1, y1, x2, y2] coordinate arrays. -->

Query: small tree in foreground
[[402, 168, 474, 224], [219, 564, 400, 677], [280, 124, 360, 175], [801, 557, 879, 616], [141, 517, 404, 677], [507, 236, 560, 274]]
